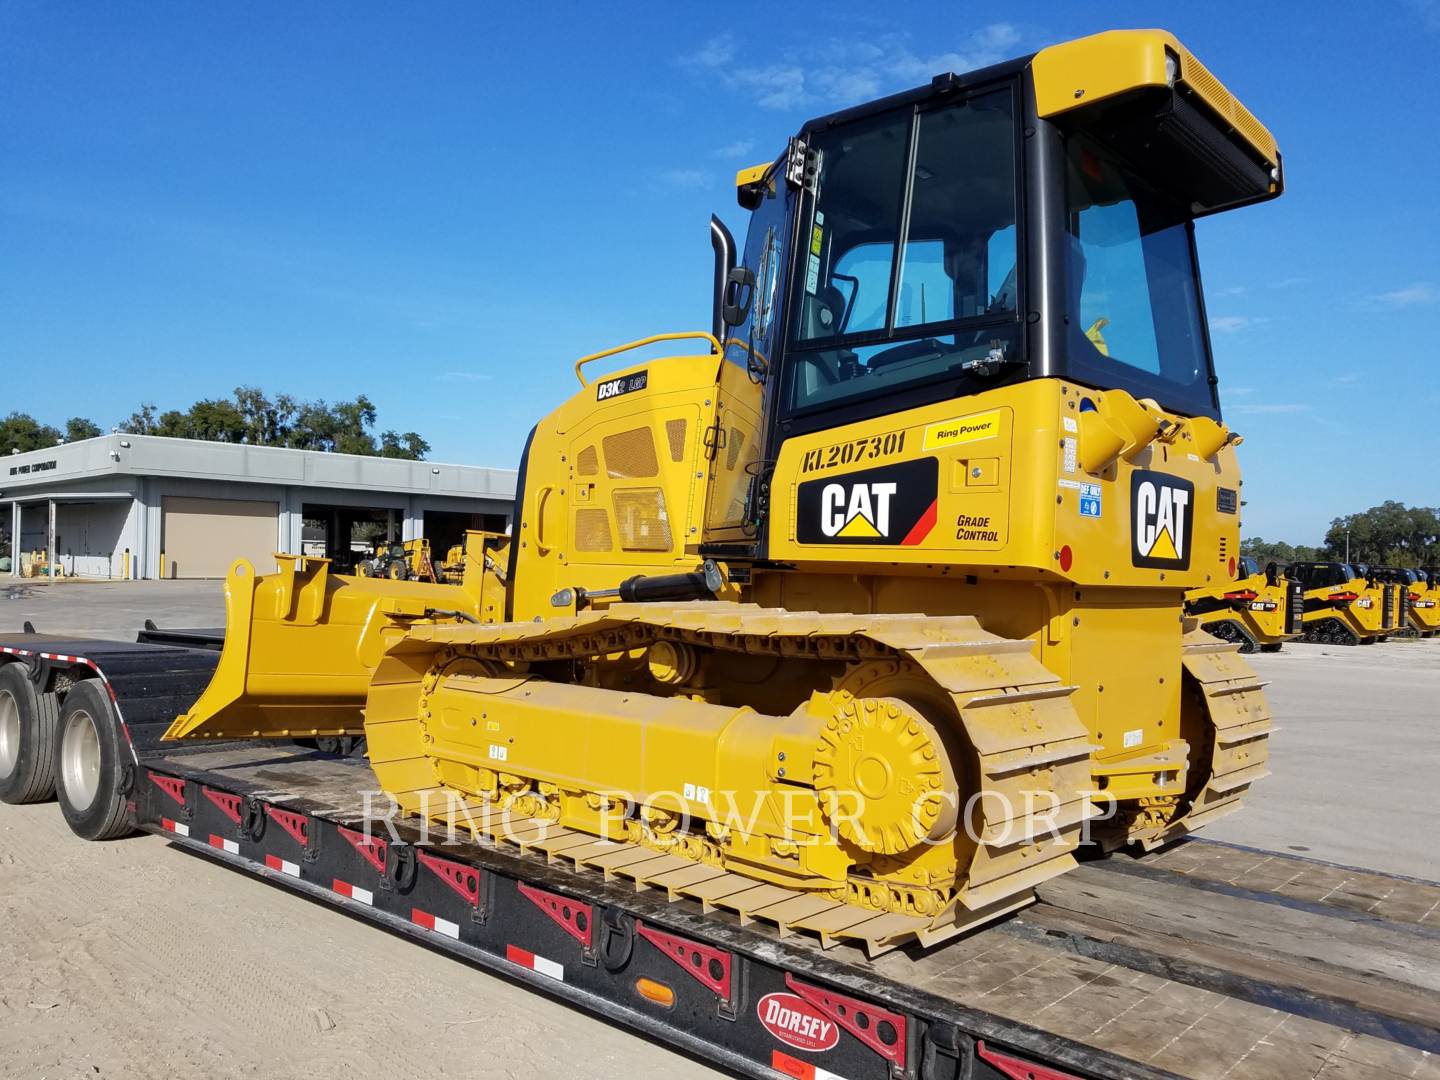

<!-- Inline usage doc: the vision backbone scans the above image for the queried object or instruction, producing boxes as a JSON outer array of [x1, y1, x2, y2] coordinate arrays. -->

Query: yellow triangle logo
[[1146, 527, 1180, 561], [837, 513, 882, 538]]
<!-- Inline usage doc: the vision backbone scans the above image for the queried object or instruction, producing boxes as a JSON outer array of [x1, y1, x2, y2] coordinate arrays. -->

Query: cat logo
[[822, 482, 895, 538], [1130, 471, 1195, 570], [796, 458, 938, 546]]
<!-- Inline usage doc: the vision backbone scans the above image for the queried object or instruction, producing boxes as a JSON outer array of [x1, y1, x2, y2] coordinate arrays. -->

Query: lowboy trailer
[[1, 628, 1438, 1080]]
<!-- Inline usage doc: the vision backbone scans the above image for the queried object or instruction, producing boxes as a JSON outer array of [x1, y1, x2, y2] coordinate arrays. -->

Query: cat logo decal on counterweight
[[797, 457, 938, 545], [1130, 470, 1195, 569]]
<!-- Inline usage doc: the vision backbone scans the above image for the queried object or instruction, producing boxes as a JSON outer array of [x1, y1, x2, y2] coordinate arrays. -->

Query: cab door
[[704, 161, 795, 544]]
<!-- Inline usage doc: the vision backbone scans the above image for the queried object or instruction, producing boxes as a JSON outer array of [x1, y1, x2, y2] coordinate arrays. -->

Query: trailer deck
[[3, 632, 1439, 1080]]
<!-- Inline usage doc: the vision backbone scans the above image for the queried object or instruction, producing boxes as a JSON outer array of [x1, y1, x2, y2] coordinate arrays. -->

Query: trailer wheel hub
[[0, 689, 18, 777], [60, 707, 102, 810]]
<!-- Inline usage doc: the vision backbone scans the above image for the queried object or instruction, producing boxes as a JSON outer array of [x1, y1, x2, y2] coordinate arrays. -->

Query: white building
[[1, 434, 515, 579]]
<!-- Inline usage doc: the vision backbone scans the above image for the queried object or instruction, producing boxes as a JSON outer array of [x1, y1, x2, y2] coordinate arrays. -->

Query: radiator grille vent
[[574, 508, 613, 552], [613, 489, 673, 551], [604, 428, 659, 478], [665, 419, 687, 463]]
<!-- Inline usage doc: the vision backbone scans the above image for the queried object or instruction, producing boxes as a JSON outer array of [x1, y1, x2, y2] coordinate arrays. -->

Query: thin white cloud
[[659, 168, 711, 190], [684, 36, 735, 68], [1331, 373, 1360, 384], [437, 371, 492, 384], [684, 25, 1024, 111], [710, 139, 756, 160], [1407, 0, 1440, 30], [1212, 285, 1247, 298], [1209, 315, 1268, 333], [1271, 276, 1310, 289], [1224, 386, 1256, 396], [1369, 282, 1438, 307], [1230, 403, 1310, 415]]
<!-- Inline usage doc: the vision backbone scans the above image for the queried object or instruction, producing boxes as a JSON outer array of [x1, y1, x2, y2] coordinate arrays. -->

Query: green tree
[[64, 417, 102, 442], [155, 409, 191, 438], [123, 404, 159, 435], [1324, 502, 1440, 567], [0, 412, 62, 454], [187, 398, 247, 443], [380, 430, 431, 459], [330, 396, 380, 456], [117, 390, 429, 459]]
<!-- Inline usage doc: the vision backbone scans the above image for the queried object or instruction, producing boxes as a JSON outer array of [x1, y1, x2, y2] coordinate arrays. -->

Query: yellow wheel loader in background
[[1184, 554, 1302, 652], [166, 30, 1280, 953], [355, 538, 439, 582], [1291, 561, 1397, 644]]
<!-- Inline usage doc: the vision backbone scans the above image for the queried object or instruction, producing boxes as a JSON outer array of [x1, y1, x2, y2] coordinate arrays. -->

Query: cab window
[[784, 87, 1019, 417]]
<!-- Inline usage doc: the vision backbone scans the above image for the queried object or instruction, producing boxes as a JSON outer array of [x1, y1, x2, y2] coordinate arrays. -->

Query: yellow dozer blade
[[165, 554, 486, 741]]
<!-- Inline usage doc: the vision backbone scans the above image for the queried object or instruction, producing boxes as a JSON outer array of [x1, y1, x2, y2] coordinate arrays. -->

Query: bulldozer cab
[[704, 30, 1280, 560], [508, 31, 1281, 613]]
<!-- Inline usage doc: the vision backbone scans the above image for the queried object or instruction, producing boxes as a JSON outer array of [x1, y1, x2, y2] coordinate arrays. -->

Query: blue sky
[[2, 1, 1437, 543]]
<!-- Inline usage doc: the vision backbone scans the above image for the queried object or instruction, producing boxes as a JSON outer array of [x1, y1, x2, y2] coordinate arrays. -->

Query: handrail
[[574, 331, 722, 386]]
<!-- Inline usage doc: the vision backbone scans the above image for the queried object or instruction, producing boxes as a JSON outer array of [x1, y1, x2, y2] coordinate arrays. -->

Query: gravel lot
[[2, 580, 1437, 1078]]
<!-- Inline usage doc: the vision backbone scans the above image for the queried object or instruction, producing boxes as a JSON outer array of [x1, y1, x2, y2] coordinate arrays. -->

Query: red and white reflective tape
[[0, 646, 84, 664], [332, 879, 374, 906], [411, 908, 460, 940], [504, 944, 564, 982], [207, 834, 239, 855], [161, 818, 190, 837], [264, 854, 300, 878], [770, 1050, 849, 1080], [0, 646, 133, 755]]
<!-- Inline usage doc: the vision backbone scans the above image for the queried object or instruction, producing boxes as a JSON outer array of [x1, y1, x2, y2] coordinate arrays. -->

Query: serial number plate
[[801, 431, 907, 473]]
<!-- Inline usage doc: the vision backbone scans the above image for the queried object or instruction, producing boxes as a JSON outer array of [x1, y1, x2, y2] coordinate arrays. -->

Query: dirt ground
[[1, 581, 1437, 1078]]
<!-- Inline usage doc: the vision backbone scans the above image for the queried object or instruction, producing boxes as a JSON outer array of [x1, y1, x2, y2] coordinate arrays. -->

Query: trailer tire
[[0, 663, 59, 804], [53, 680, 134, 841]]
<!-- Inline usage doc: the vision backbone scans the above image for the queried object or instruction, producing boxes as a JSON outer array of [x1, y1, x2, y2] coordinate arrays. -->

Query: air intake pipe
[[710, 215, 736, 343]]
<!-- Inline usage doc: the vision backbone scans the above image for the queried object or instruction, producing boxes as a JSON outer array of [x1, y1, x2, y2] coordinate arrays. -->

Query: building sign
[[8, 459, 58, 476]]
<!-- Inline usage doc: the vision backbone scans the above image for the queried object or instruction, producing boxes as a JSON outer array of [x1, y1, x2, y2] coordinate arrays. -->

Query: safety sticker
[[1063, 437, 1077, 474], [1062, 416, 1078, 433], [1123, 728, 1143, 749], [1079, 483, 1102, 518], [805, 253, 820, 295]]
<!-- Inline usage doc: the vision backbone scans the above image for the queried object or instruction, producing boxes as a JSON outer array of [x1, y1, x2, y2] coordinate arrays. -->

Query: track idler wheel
[[812, 696, 958, 857]]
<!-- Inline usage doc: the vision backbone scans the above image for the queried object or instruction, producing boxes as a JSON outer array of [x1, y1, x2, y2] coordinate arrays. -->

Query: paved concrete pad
[[0, 578, 223, 640], [1203, 636, 1440, 881]]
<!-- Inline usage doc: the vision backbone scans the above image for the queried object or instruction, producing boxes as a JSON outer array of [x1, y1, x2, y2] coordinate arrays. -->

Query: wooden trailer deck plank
[[146, 749, 1440, 1080]]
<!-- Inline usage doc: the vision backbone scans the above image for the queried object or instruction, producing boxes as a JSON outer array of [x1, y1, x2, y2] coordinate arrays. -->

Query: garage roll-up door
[[162, 496, 278, 578]]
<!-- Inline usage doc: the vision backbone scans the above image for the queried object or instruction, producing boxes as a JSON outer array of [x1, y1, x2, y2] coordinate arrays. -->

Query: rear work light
[[1330, 591, 1359, 602], [1224, 589, 1258, 601]]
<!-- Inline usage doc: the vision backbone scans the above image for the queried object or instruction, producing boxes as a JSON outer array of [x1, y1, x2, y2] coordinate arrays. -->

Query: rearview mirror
[[722, 267, 756, 328]]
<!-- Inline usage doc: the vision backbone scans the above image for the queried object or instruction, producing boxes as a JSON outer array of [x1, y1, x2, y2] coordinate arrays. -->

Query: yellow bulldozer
[[1184, 554, 1302, 653], [166, 30, 1279, 952]]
